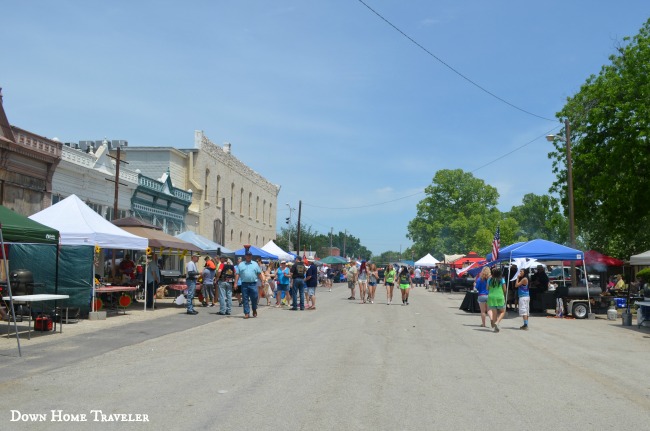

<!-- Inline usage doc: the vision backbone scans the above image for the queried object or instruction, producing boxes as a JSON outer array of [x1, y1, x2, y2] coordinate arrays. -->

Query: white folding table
[[2, 294, 70, 339]]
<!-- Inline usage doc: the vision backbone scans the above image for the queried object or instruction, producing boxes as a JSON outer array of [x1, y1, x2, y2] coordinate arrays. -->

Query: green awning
[[0, 205, 59, 244]]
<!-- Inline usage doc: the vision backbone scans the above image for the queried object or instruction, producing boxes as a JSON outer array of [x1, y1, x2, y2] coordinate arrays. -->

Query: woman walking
[[367, 263, 378, 303], [474, 266, 491, 327], [397, 266, 412, 305], [358, 260, 369, 304], [384, 264, 396, 305], [487, 268, 507, 332]]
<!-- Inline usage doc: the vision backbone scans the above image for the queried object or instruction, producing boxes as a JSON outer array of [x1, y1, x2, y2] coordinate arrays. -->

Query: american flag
[[491, 226, 500, 261]]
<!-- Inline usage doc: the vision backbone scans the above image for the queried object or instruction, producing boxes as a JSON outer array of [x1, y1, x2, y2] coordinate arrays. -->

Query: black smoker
[[10, 269, 34, 296]]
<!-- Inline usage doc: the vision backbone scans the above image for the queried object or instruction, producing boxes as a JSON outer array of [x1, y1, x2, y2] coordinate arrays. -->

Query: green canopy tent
[[0, 205, 60, 357]]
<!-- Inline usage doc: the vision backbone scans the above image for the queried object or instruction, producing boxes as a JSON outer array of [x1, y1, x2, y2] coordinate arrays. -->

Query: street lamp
[[547, 120, 591, 316], [286, 203, 295, 249]]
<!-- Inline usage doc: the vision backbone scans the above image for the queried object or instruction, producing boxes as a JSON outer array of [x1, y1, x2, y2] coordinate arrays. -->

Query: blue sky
[[2, 1, 649, 255]]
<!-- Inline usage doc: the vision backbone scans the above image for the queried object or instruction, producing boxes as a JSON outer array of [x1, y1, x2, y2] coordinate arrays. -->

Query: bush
[[636, 268, 650, 282]]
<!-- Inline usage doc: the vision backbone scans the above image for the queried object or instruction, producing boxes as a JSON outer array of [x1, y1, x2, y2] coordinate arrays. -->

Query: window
[[239, 231, 243, 243], [256, 196, 259, 221], [240, 188, 244, 214], [216, 175, 220, 206], [248, 192, 252, 217], [269, 203, 273, 226], [230, 229, 234, 242], [204, 169, 209, 202], [230, 183, 235, 210], [263, 199, 266, 224]]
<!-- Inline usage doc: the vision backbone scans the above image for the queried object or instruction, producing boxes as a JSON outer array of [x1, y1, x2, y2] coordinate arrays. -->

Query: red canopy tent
[[563, 249, 624, 267], [450, 251, 484, 269]]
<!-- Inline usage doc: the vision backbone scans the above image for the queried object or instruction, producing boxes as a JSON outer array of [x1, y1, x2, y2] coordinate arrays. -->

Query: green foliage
[[406, 169, 510, 256], [550, 18, 650, 258], [636, 268, 650, 282], [507, 193, 568, 243]]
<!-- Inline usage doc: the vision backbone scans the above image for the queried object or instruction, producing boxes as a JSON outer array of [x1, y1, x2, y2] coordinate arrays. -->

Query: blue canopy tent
[[486, 239, 589, 315], [234, 246, 278, 260]]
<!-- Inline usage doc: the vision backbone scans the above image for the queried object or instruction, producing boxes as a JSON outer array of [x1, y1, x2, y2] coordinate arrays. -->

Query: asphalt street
[[1, 284, 649, 431]]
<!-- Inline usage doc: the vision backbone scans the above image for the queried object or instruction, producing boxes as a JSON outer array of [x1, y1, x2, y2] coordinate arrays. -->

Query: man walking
[[186, 254, 200, 315], [145, 254, 161, 310], [216, 254, 235, 315], [305, 259, 318, 310], [290, 256, 307, 310], [235, 248, 263, 319]]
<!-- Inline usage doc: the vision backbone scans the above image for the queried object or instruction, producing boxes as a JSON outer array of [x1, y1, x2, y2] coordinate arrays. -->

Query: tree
[[550, 18, 650, 258], [507, 193, 568, 243], [407, 169, 508, 257]]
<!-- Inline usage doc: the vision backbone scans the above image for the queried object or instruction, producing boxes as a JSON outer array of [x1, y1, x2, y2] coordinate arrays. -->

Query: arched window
[[230, 183, 235, 211], [256, 235, 259, 246], [240, 188, 244, 214], [256, 196, 260, 221], [230, 229, 234, 242], [216, 175, 220, 206], [263, 199, 266, 224], [248, 192, 252, 217], [239, 231, 243, 243], [248, 233, 251, 244], [269, 203, 273, 226], [204, 169, 209, 201], [213, 219, 222, 244]]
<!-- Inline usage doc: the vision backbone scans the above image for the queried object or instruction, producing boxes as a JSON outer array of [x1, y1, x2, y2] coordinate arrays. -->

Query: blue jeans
[[241, 282, 258, 316], [218, 281, 233, 313], [186, 279, 197, 312], [291, 279, 306, 310]]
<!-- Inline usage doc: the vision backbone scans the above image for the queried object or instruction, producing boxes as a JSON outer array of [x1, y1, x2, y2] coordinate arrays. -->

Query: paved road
[[1, 284, 649, 430]]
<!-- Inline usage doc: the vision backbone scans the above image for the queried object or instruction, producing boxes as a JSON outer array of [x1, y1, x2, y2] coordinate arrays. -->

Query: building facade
[[0, 91, 62, 215], [124, 130, 280, 250]]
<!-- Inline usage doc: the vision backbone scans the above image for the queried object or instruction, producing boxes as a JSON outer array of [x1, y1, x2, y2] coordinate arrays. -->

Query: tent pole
[[0, 225, 21, 357], [143, 257, 149, 312]]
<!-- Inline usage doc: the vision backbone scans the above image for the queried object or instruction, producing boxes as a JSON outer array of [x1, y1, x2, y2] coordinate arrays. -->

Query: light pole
[[547, 120, 589, 314], [286, 203, 295, 250]]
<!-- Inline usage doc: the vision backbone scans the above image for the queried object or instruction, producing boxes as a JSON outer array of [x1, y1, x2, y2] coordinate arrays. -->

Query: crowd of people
[[167, 253, 443, 317]]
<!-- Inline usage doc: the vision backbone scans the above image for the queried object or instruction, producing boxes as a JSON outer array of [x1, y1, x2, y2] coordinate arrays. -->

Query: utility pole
[[106, 140, 128, 279], [296, 200, 302, 257], [330, 227, 333, 255]]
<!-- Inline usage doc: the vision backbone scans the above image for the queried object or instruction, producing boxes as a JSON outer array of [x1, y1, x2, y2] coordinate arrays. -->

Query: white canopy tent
[[30, 195, 148, 315], [630, 250, 650, 266], [415, 253, 440, 267], [261, 240, 295, 261], [30, 194, 148, 249]]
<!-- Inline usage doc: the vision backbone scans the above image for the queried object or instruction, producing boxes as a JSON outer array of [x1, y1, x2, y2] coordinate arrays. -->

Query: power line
[[355, 0, 556, 122], [302, 125, 561, 211]]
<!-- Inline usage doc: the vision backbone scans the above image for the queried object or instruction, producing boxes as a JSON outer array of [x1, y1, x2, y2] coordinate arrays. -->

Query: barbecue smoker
[[10, 269, 35, 296]]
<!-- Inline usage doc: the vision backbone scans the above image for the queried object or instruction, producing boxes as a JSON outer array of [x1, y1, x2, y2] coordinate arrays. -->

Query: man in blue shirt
[[234, 249, 263, 319]]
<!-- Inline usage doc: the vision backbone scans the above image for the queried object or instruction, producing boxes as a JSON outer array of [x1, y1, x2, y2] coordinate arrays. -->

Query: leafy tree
[[550, 18, 650, 258], [407, 169, 507, 257], [507, 193, 568, 243]]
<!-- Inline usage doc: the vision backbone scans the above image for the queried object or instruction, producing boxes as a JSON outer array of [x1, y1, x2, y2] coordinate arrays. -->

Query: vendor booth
[[486, 239, 594, 318], [29, 195, 148, 316], [175, 230, 235, 258], [0, 205, 60, 356]]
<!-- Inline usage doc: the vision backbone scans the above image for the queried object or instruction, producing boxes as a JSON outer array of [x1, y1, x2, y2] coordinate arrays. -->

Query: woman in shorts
[[474, 266, 491, 327], [515, 268, 530, 330], [275, 261, 291, 307], [487, 268, 506, 332], [384, 264, 396, 305], [367, 263, 378, 303], [358, 260, 369, 304], [397, 265, 412, 305]]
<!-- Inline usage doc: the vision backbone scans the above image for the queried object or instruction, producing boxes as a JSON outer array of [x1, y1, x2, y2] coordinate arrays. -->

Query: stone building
[[123, 130, 280, 250], [0, 90, 61, 215]]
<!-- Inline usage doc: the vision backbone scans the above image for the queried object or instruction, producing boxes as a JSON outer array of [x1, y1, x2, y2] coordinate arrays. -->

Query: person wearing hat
[[304, 259, 318, 310], [216, 254, 236, 315], [346, 260, 358, 300], [290, 256, 307, 310], [234, 248, 263, 318], [276, 261, 291, 307], [185, 254, 200, 315]]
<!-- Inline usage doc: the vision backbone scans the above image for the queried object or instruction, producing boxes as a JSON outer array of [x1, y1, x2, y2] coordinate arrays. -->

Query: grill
[[10, 269, 34, 296], [160, 270, 182, 285]]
